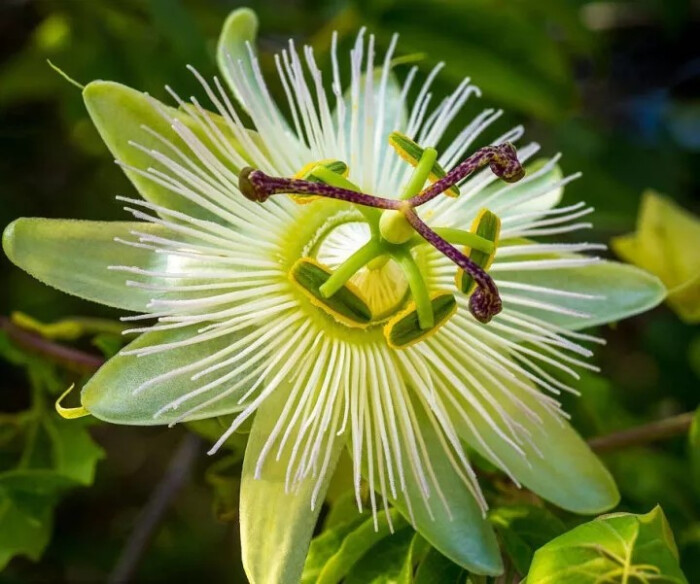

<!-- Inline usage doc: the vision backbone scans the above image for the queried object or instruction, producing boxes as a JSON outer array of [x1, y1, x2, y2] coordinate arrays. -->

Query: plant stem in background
[[588, 412, 694, 453]]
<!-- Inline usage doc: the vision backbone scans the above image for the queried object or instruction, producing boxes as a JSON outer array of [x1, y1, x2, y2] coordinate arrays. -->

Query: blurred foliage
[[0, 0, 698, 582], [612, 191, 700, 323]]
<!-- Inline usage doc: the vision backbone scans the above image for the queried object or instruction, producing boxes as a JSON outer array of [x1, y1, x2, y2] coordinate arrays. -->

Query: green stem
[[311, 166, 380, 232], [400, 147, 438, 200], [319, 240, 385, 298], [395, 250, 434, 329]]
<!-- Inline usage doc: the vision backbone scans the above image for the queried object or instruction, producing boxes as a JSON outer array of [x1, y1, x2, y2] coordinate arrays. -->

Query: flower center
[[315, 221, 410, 321], [239, 133, 525, 348]]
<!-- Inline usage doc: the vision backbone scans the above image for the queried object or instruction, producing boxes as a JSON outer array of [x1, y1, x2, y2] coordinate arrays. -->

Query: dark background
[[0, 0, 698, 581]]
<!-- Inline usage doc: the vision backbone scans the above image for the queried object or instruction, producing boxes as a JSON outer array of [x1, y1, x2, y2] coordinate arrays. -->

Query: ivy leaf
[[527, 506, 688, 584], [489, 504, 566, 575], [612, 191, 700, 323]]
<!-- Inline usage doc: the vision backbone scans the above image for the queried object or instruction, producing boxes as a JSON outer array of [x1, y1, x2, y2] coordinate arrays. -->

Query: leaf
[[414, 547, 466, 584], [488, 504, 566, 575], [314, 511, 407, 584], [612, 191, 700, 323], [239, 385, 346, 584], [527, 506, 689, 584], [302, 513, 368, 584], [0, 490, 53, 570], [42, 415, 104, 486], [344, 527, 415, 584], [492, 258, 666, 330]]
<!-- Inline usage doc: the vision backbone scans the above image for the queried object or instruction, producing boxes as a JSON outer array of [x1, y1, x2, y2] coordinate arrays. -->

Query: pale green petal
[[83, 80, 241, 222], [82, 325, 248, 424], [3, 218, 166, 311], [497, 259, 666, 330], [455, 365, 619, 514], [370, 402, 502, 576], [461, 159, 563, 221], [241, 386, 345, 584], [217, 8, 260, 113]]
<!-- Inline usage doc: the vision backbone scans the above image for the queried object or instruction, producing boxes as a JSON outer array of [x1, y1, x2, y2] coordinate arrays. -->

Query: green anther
[[290, 258, 372, 328], [389, 131, 460, 197], [457, 209, 501, 295], [384, 292, 457, 349], [319, 240, 385, 298], [395, 250, 434, 330]]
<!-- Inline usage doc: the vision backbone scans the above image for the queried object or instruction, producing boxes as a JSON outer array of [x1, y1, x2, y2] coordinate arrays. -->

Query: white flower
[[2, 8, 666, 580]]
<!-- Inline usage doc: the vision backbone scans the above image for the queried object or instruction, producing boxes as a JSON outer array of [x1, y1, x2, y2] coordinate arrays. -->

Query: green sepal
[[457, 209, 501, 294], [83, 80, 255, 223], [240, 379, 346, 584], [389, 131, 459, 197], [290, 259, 372, 328], [384, 292, 456, 349]]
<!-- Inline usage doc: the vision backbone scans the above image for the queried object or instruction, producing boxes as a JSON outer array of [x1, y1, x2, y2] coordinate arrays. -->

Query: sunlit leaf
[[527, 506, 688, 584]]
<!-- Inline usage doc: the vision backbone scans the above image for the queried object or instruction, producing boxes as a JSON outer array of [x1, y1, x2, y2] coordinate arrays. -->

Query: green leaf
[[488, 504, 566, 575], [453, 364, 619, 514], [494, 259, 666, 330], [312, 511, 407, 584], [0, 490, 53, 570], [83, 80, 242, 223], [82, 325, 251, 425], [384, 402, 503, 576], [42, 416, 104, 486], [240, 385, 346, 584], [345, 527, 415, 584], [527, 506, 688, 584], [414, 547, 466, 584], [303, 513, 368, 584], [3, 219, 168, 312]]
